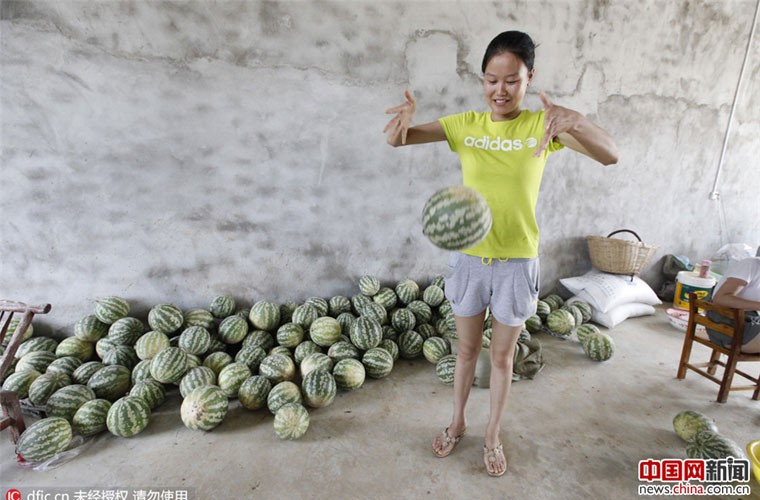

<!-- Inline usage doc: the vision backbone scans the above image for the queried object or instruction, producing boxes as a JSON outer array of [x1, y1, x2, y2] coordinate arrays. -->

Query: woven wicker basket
[[586, 229, 657, 276]]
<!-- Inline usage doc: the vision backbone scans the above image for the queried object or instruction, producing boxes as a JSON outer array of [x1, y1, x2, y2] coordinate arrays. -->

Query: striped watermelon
[[421, 185, 493, 250], [435, 354, 457, 385], [544, 294, 564, 310], [238, 375, 272, 410], [350, 316, 383, 350], [351, 294, 372, 314], [422, 337, 450, 364], [358, 275, 381, 296], [129, 380, 165, 410], [267, 381, 303, 414], [379, 339, 400, 361], [417, 323, 437, 340], [395, 279, 420, 305], [582, 332, 615, 361], [562, 304, 584, 329], [94, 296, 130, 324], [328, 296, 352, 317], [576, 324, 601, 344], [46, 384, 96, 421], [209, 295, 236, 319], [179, 366, 217, 398], [536, 300, 551, 321], [310, 317, 342, 347], [29, 372, 71, 406], [15, 417, 72, 462], [273, 403, 310, 440], [269, 345, 292, 357], [249, 301, 281, 331], [327, 340, 360, 363], [422, 285, 445, 307], [16, 350, 56, 373], [259, 353, 296, 383], [372, 288, 398, 310], [178, 326, 212, 355], [362, 347, 394, 379], [218, 315, 249, 345], [107, 317, 145, 345], [242, 330, 275, 352], [148, 304, 184, 334], [332, 358, 365, 391], [218, 362, 252, 398], [134, 331, 171, 360], [407, 300, 433, 325], [87, 364, 131, 401], [398, 330, 424, 359], [15, 336, 57, 359], [181, 385, 229, 431], [183, 309, 216, 330], [300, 352, 333, 378], [279, 302, 298, 324], [71, 361, 105, 385], [391, 308, 417, 333], [673, 410, 718, 442], [568, 300, 593, 323], [150, 347, 188, 384], [55, 338, 94, 362], [276, 323, 304, 348], [301, 368, 336, 408], [291, 304, 319, 329], [205, 335, 228, 354], [72, 399, 112, 436], [546, 309, 575, 337], [203, 351, 233, 377], [336, 312, 356, 337], [186, 353, 202, 370], [431, 275, 445, 289], [235, 345, 267, 373], [101, 345, 139, 369], [3, 369, 41, 399], [46, 356, 83, 377], [95, 337, 117, 360], [305, 297, 329, 317], [107, 395, 151, 437], [686, 430, 745, 459], [294, 340, 321, 365], [74, 315, 109, 342], [131, 360, 154, 384], [360, 302, 387, 325], [525, 315, 543, 333]]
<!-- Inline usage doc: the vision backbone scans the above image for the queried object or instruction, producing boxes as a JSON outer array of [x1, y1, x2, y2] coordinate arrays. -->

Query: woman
[[708, 256, 760, 353], [383, 30, 618, 477]]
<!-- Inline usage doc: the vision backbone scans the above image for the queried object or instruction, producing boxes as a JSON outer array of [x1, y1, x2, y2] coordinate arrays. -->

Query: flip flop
[[432, 427, 465, 458], [484, 443, 507, 477]]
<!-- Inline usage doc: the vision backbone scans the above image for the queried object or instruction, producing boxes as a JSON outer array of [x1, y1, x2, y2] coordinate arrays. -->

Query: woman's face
[[482, 51, 534, 121]]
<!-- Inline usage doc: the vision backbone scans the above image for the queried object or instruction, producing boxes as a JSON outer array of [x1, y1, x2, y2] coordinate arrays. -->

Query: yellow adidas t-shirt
[[438, 109, 563, 258]]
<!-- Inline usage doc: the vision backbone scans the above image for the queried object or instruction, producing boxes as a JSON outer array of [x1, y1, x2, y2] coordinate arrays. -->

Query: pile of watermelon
[[526, 294, 615, 362], [3, 274, 467, 462], [672, 410, 746, 459]]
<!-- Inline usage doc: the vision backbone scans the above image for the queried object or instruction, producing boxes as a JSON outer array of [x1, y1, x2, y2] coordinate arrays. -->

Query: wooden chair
[[0, 301, 52, 443], [677, 293, 760, 403]]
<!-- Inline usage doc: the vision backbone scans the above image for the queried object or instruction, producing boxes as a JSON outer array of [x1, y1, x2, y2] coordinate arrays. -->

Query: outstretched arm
[[384, 89, 447, 147], [712, 278, 760, 311], [534, 91, 619, 166]]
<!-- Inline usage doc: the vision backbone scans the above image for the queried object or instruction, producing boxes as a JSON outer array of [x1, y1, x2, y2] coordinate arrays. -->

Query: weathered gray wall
[[2, 0, 758, 330]]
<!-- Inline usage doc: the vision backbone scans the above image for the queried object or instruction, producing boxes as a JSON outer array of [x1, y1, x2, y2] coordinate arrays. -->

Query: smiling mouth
[[493, 98, 510, 105]]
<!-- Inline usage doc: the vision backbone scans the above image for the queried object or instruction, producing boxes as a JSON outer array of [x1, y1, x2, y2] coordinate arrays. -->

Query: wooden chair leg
[[0, 390, 26, 443], [677, 329, 696, 379], [716, 353, 740, 403], [707, 349, 721, 375]]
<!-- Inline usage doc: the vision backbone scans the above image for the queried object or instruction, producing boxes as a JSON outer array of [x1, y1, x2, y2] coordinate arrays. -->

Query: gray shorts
[[443, 252, 540, 327]]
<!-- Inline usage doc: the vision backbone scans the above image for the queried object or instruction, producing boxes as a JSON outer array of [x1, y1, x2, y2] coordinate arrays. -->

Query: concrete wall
[[2, 0, 758, 330]]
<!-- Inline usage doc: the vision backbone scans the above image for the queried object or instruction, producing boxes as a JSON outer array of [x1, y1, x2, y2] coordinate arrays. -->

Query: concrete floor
[[2, 305, 759, 500]]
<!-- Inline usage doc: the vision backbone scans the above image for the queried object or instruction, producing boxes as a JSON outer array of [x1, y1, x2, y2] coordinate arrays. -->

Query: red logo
[[6, 490, 21, 500]]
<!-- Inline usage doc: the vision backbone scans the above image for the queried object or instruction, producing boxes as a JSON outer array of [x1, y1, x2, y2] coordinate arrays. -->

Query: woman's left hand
[[533, 91, 582, 158]]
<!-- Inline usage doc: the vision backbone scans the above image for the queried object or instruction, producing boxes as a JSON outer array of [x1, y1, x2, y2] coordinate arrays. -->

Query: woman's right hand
[[383, 89, 416, 145]]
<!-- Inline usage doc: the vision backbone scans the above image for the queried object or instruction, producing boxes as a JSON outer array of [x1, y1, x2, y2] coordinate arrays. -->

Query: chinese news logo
[[638, 458, 752, 497]]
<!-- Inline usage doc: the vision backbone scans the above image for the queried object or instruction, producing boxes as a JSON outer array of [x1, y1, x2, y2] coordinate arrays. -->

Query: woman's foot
[[484, 442, 507, 476], [432, 426, 466, 458]]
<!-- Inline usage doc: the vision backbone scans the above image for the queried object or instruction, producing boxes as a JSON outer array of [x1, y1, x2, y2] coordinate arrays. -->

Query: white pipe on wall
[[709, 0, 760, 201]]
